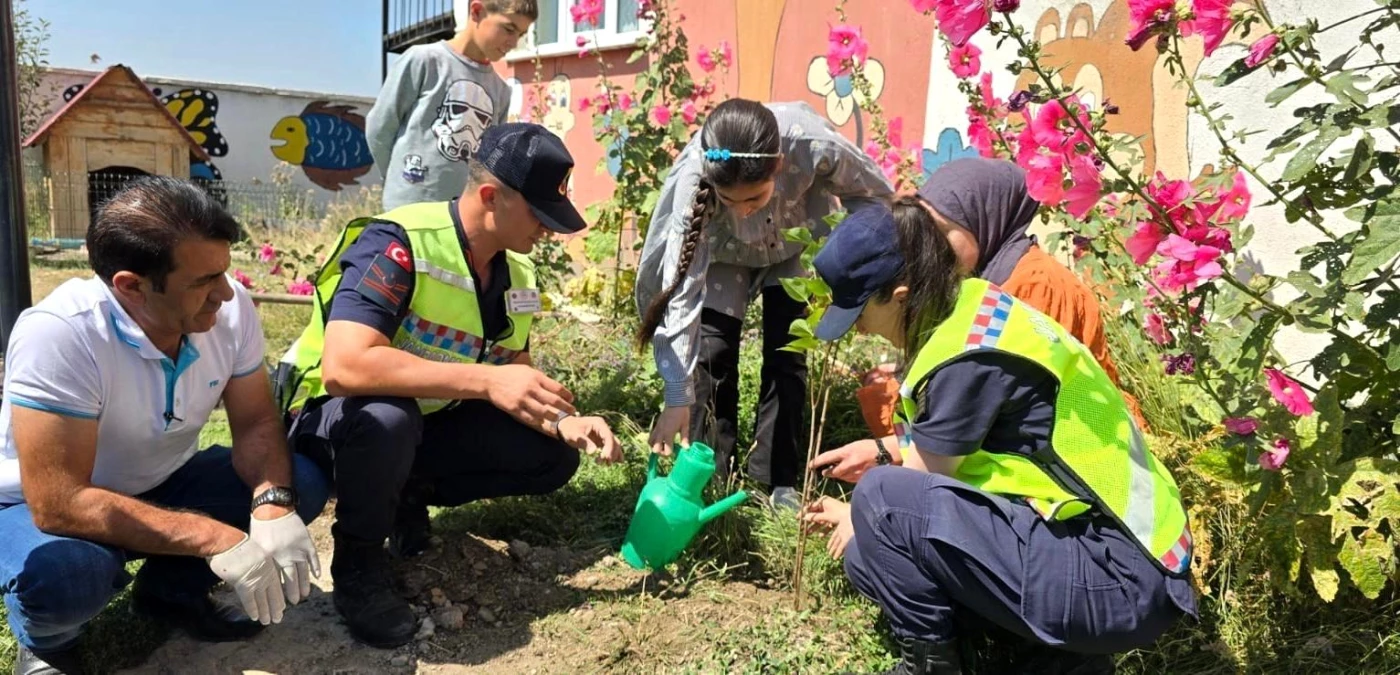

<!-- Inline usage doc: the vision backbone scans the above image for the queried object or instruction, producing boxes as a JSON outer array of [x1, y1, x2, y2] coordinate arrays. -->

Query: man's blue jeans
[[0, 446, 329, 652]]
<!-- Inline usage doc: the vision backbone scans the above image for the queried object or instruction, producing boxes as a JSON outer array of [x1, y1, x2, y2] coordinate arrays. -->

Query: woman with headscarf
[[814, 157, 1142, 482]]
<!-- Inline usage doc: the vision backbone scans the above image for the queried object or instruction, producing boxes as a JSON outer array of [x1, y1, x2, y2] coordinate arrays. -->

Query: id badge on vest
[[506, 288, 542, 314]]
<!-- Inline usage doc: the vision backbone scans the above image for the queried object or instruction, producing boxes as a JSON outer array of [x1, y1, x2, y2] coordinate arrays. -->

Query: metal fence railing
[[21, 166, 366, 241], [384, 0, 455, 53]]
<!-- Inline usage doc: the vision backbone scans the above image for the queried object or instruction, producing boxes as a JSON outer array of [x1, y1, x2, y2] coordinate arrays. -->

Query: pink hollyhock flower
[[258, 243, 276, 263], [576, 35, 591, 58], [936, 0, 991, 47], [696, 45, 717, 73], [578, 95, 592, 113], [269, 263, 282, 276], [618, 93, 634, 111], [1245, 34, 1280, 69], [949, 43, 982, 79], [233, 270, 253, 289], [1153, 256, 1222, 292], [1125, 222, 1166, 265], [650, 105, 672, 126], [967, 112, 995, 157], [1157, 234, 1222, 265], [1219, 170, 1251, 221], [1126, 0, 1178, 50], [826, 24, 870, 77], [1026, 97, 1092, 156], [718, 40, 734, 68], [1182, 0, 1233, 57], [993, 0, 1020, 10], [909, 0, 937, 11], [1144, 312, 1172, 345], [864, 140, 882, 161], [887, 117, 905, 148], [570, 0, 603, 26], [1265, 368, 1315, 416], [680, 99, 699, 124], [1259, 437, 1291, 471], [1063, 154, 1103, 219], [1223, 417, 1259, 435], [1021, 151, 1066, 205], [287, 279, 314, 296]]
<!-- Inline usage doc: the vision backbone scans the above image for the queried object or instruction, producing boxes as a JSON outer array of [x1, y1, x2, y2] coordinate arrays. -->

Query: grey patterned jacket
[[635, 102, 894, 407]]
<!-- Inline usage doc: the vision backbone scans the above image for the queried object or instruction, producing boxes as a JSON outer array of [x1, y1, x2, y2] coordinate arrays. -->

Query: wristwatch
[[874, 437, 893, 466], [251, 486, 298, 511]]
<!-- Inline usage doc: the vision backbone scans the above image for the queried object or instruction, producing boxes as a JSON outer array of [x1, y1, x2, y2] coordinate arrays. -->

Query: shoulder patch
[[356, 254, 413, 313], [384, 241, 412, 271]]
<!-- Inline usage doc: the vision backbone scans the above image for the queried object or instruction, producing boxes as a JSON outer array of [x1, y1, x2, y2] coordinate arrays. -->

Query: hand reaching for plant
[[801, 496, 855, 559], [809, 439, 880, 483], [648, 405, 691, 456]]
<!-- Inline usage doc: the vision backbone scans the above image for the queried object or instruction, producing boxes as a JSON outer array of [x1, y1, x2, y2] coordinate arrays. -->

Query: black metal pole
[[0, 0, 33, 354]]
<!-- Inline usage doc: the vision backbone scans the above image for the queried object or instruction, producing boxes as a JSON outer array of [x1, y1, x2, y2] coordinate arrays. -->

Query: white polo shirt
[[0, 276, 265, 504]]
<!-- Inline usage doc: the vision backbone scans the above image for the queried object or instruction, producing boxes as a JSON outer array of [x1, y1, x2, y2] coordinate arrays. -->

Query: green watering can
[[620, 442, 748, 570]]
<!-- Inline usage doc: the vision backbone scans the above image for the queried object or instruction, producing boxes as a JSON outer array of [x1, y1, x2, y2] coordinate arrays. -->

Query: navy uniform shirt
[[328, 200, 519, 348]]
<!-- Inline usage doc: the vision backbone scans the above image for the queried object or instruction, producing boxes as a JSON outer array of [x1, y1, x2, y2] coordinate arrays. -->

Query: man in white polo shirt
[[0, 177, 329, 675]]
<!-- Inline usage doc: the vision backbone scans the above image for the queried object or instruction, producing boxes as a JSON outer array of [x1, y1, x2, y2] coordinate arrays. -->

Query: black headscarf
[[916, 157, 1041, 285]]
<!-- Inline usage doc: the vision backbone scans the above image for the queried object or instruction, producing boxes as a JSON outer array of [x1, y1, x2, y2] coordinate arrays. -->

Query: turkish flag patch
[[384, 242, 412, 271]]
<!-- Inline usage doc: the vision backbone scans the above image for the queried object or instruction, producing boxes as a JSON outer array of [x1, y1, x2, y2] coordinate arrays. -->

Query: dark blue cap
[[813, 204, 904, 341], [473, 123, 587, 234]]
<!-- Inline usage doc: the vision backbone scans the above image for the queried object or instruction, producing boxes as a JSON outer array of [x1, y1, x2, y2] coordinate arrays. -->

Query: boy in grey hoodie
[[367, 0, 536, 210]]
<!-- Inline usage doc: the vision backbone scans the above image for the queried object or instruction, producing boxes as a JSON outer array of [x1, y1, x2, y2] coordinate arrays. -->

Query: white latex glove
[[249, 511, 321, 605], [207, 535, 286, 625]]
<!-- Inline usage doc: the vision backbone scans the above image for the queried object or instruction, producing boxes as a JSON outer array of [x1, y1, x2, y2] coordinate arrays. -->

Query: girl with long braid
[[634, 99, 893, 508]]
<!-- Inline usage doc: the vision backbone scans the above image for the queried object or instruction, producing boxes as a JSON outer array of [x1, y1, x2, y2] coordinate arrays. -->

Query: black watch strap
[[252, 486, 298, 511], [874, 437, 893, 466]]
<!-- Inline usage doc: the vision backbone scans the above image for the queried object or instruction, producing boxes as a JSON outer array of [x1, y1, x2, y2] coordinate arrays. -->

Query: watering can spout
[[698, 490, 749, 525]]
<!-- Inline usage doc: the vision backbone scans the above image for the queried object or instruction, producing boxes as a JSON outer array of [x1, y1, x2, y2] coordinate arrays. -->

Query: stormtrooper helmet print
[[432, 79, 495, 162]]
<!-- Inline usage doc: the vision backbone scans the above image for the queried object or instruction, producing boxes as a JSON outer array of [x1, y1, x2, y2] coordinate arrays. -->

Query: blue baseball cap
[[473, 123, 587, 234], [813, 204, 904, 341]]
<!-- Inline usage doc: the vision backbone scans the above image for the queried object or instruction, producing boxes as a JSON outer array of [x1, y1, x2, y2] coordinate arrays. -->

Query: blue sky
[[37, 0, 389, 97]]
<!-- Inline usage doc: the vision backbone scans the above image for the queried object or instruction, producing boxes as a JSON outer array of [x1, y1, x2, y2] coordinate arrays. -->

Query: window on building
[[508, 0, 647, 61]]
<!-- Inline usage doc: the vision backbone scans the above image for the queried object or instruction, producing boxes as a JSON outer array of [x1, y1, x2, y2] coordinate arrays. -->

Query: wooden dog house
[[22, 65, 211, 239]]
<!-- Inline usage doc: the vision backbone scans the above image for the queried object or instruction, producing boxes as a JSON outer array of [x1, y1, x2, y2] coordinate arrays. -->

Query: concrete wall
[[38, 67, 381, 200]]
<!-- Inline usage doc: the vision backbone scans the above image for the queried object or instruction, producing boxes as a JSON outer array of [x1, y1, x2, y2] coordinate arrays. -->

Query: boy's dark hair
[[87, 176, 242, 292], [637, 99, 781, 349], [481, 0, 539, 20]]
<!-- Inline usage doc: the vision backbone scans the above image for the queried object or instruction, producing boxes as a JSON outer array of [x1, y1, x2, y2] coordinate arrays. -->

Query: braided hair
[[636, 99, 782, 349]]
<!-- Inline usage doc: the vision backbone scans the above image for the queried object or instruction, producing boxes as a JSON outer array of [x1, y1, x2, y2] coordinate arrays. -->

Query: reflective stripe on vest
[[893, 279, 1192, 576], [278, 201, 536, 416]]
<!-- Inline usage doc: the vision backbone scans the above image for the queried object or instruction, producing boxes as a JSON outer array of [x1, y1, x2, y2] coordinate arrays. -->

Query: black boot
[[878, 637, 963, 675], [331, 532, 418, 648], [130, 575, 264, 642], [388, 481, 433, 559], [1006, 644, 1116, 674], [15, 646, 86, 675]]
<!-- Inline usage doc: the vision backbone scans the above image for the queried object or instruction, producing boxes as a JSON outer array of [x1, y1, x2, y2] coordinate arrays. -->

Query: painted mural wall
[[487, 0, 1388, 368], [37, 67, 381, 200]]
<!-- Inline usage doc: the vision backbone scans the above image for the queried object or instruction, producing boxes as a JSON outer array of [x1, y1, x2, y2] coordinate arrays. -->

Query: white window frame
[[505, 0, 651, 63]]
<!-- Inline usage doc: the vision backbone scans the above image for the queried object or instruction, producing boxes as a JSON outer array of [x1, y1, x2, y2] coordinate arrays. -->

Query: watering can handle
[[646, 452, 659, 481]]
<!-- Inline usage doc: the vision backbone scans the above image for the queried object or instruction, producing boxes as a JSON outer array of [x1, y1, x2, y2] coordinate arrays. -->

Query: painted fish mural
[[270, 101, 374, 191]]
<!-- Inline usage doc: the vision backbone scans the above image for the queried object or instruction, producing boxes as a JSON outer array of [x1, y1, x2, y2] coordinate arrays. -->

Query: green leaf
[[1214, 58, 1256, 87], [1325, 71, 1370, 106], [626, 48, 646, 64], [1237, 313, 1283, 378], [1298, 515, 1341, 602], [788, 318, 814, 340], [1192, 444, 1249, 486], [1338, 527, 1392, 599], [780, 277, 811, 304], [780, 336, 821, 354], [1295, 468, 1333, 515], [1294, 385, 1344, 472], [1343, 199, 1400, 284], [1282, 126, 1342, 181], [583, 229, 619, 265], [1345, 135, 1376, 185], [1259, 504, 1301, 586], [1388, 344, 1400, 372], [1266, 78, 1309, 106]]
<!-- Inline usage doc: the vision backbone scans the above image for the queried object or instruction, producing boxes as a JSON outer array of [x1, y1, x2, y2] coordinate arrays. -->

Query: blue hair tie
[[703, 147, 778, 161]]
